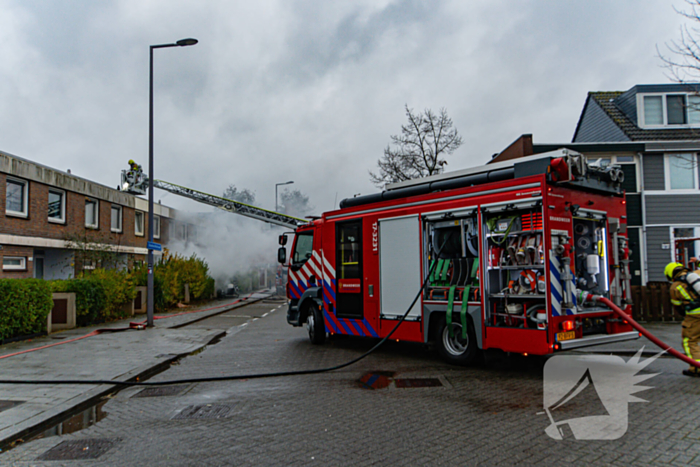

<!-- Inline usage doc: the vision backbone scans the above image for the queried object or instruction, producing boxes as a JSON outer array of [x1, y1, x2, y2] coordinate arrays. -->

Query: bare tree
[[659, 0, 700, 81], [222, 184, 256, 205], [370, 105, 463, 188], [280, 189, 313, 217]]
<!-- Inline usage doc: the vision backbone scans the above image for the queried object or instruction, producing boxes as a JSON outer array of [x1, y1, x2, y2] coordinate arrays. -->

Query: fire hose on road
[[591, 294, 700, 370]]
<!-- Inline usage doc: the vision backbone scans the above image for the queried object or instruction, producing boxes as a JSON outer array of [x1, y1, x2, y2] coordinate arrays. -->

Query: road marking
[[253, 318, 259, 321], [240, 323, 248, 327], [262, 313, 269, 317]]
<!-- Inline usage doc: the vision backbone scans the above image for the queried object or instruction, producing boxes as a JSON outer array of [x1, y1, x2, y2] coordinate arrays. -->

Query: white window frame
[[85, 198, 99, 229], [47, 188, 66, 224], [670, 226, 700, 263], [637, 93, 700, 128], [135, 210, 145, 236], [3, 256, 27, 271], [111, 205, 123, 233], [5, 176, 28, 218], [153, 215, 161, 239], [664, 153, 699, 192]]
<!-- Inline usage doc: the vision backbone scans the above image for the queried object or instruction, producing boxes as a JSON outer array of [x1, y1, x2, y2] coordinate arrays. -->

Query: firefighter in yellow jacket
[[666, 262, 700, 377]]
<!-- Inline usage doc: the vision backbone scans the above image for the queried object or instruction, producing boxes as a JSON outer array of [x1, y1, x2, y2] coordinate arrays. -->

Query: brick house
[[0, 149, 178, 279]]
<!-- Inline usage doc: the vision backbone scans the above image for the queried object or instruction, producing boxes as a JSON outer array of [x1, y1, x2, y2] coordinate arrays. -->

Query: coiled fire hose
[[591, 294, 700, 369]]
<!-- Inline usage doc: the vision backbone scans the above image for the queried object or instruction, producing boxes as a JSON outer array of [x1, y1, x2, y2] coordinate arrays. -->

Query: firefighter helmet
[[128, 159, 135, 165], [665, 262, 684, 281]]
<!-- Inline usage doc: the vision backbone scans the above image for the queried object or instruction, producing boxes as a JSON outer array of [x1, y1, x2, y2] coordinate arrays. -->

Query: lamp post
[[275, 181, 294, 213], [147, 38, 198, 328]]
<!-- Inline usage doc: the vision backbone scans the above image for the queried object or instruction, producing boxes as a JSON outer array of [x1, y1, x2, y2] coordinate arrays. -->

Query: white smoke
[[166, 209, 281, 290]]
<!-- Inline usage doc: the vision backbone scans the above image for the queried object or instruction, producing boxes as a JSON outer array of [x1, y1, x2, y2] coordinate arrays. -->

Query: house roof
[[575, 89, 700, 142]]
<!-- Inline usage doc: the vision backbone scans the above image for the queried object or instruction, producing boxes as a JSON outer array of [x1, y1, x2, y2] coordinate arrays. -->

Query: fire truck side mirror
[[279, 234, 288, 246], [278, 247, 287, 264]]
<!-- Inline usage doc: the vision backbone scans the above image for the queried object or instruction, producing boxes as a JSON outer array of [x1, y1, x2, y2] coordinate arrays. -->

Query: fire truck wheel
[[306, 304, 326, 345], [434, 315, 477, 365]]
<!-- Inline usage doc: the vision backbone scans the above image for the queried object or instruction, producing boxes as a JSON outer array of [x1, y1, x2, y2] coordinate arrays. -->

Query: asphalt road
[[3, 298, 700, 466]]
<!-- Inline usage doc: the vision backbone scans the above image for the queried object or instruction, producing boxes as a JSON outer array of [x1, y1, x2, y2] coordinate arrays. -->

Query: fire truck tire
[[306, 303, 326, 345], [434, 314, 477, 365]]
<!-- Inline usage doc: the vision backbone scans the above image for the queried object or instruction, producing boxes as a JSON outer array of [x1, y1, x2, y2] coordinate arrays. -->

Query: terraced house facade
[[572, 84, 700, 283], [0, 150, 180, 279]]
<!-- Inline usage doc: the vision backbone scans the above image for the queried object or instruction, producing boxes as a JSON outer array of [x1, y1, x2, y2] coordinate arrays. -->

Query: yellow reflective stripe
[[684, 337, 693, 359], [671, 299, 683, 306], [679, 287, 694, 301], [686, 308, 700, 315]]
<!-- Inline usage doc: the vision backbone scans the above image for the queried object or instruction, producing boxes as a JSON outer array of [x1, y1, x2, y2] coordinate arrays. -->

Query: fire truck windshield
[[292, 232, 314, 265]]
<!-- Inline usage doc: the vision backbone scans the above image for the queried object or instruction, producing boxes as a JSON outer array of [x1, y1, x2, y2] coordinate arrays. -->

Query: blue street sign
[[147, 241, 162, 251]]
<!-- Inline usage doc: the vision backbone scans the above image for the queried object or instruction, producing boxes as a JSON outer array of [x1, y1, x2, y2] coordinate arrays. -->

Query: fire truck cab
[[280, 150, 638, 364]]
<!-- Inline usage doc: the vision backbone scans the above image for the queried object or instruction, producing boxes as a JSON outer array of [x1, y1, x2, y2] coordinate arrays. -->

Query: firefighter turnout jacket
[[670, 269, 700, 316], [670, 268, 700, 374]]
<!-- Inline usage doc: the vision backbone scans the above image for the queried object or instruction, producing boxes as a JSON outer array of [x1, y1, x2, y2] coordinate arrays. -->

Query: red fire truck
[[279, 150, 639, 364]]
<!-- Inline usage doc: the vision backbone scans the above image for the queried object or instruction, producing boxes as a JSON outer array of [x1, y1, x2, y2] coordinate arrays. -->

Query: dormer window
[[640, 93, 700, 127]]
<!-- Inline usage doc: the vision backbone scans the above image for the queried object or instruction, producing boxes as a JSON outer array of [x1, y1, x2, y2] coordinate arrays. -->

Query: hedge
[[0, 279, 53, 340], [48, 269, 136, 326]]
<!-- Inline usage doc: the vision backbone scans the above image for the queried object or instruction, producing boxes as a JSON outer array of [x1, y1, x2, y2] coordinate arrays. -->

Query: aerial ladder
[[119, 162, 307, 229]]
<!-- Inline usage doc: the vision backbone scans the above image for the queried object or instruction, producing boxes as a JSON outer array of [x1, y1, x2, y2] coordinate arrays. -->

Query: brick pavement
[[2, 300, 699, 466], [0, 293, 271, 452]]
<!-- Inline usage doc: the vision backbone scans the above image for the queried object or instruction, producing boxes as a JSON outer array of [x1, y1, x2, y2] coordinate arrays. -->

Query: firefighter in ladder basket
[[666, 261, 700, 377]]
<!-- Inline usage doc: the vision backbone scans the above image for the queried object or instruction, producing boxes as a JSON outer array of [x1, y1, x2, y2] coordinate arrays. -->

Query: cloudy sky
[[0, 0, 692, 215]]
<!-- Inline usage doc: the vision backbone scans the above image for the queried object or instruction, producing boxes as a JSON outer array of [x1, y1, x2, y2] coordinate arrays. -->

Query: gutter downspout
[[638, 152, 649, 285]]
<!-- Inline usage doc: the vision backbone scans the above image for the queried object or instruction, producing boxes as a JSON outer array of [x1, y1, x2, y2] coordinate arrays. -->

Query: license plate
[[556, 331, 576, 342]]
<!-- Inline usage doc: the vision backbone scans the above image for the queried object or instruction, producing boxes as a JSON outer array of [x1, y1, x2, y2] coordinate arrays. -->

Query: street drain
[[31, 400, 108, 441], [358, 371, 395, 390], [0, 400, 24, 413], [37, 438, 119, 460], [133, 384, 189, 398], [395, 378, 443, 388], [172, 404, 235, 420]]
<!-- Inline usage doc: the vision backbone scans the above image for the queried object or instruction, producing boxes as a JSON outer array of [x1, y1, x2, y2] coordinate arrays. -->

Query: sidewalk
[[0, 291, 273, 450]]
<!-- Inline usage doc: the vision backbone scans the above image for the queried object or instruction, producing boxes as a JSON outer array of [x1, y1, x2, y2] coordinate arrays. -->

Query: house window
[[643, 96, 663, 125], [153, 215, 161, 239], [689, 95, 700, 124], [135, 211, 145, 236], [674, 227, 700, 266], [85, 199, 98, 228], [111, 205, 122, 232], [3, 256, 26, 271], [667, 95, 687, 124], [641, 93, 700, 127], [666, 153, 698, 190], [6, 177, 28, 217], [48, 189, 66, 223]]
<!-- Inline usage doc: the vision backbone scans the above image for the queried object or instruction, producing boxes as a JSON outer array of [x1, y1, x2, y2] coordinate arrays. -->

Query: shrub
[[48, 269, 136, 325], [0, 279, 53, 340], [130, 251, 214, 312]]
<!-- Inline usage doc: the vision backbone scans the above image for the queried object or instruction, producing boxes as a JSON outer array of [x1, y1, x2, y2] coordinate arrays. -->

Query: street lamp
[[275, 181, 294, 213], [147, 38, 198, 328]]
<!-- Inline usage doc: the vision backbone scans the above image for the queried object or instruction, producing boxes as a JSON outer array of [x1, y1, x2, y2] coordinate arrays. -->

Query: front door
[[336, 220, 363, 318], [34, 257, 44, 279]]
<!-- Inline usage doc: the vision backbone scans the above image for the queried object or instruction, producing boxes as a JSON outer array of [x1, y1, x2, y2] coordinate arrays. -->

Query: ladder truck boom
[[120, 164, 307, 229], [153, 179, 307, 229]]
